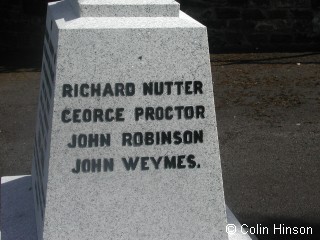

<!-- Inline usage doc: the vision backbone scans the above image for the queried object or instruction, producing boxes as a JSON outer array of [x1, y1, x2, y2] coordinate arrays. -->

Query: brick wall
[[0, 0, 319, 56], [178, 0, 320, 52]]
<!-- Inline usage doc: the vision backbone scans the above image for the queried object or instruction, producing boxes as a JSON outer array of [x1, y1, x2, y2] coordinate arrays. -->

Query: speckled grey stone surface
[[69, 0, 180, 17], [31, 1, 228, 239], [1, 176, 254, 240]]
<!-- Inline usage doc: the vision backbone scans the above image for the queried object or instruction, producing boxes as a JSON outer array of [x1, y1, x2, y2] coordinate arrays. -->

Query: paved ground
[[212, 52, 320, 240], [1, 52, 319, 239]]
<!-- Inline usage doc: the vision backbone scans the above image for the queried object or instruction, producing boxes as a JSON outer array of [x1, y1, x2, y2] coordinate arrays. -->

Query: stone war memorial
[[1, 0, 252, 239]]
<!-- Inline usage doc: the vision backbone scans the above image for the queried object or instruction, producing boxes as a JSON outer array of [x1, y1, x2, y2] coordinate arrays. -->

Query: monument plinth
[[30, 0, 228, 239], [69, 0, 180, 17]]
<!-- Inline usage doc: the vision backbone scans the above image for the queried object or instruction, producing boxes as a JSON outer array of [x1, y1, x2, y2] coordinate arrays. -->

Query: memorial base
[[1, 176, 255, 240]]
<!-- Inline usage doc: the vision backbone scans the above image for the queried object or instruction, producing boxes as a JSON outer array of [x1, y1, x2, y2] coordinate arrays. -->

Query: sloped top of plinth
[[68, 0, 180, 17]]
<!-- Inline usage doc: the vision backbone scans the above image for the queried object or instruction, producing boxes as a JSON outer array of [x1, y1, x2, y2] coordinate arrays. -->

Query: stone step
[[68, 0, 180, 17]]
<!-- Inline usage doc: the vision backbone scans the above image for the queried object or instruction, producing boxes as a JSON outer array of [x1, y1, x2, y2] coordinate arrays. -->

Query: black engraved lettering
[[78, 134, 87, 148], [105, 109, 114, 122], [154, 82, 163, 95], [88, 134, 99, 147], [67, 134, 111, 148], [115, 83, 124, 96], [93, 109, 103, 122], [122, 133, 132, 146], [145, 132, 154, 145], [82, 159, 91, 172], [187, 155, 196, 168], [183, 131, 193, 144], [174, 81, 183, 95], [72, 109, 81, 123], [194, 81, 203, 94], [156, 132, 160, 145], [103, 158, 114, 172], [122, 130, 203, 147], [141, 157, 149, 171], [91, 83, 101, 96], [82, 109, 92, 122], [185, 81, 192, 94], [155, 107, 164, 120], [80, 84, 89, 97], [184, 106, 194, 119], [143, 82, 152, 95], [165, 107, 173, 120], [164, 82, 173, 95], [126, 82, 135, 96], [103, 83, 114, 96], [173, 131, 182, 144], [174, 106, 184, 119], [193, 130, 203, 144], [135, 107, 143, 121], [72, 159, 81, 173], [100, 134, 110, 147], [145, 107, 155, 120], [161, 131, 171, 145], [91, 159, 101, 172], [196, 105, 205, 119], [74, 84, 78, 97], [150, 157, 162, 169], [177, 155, 186, 169], [68, 134, 77, 148], [61, 109, 71, 123], [133, 132, 143, 146], [122, 157, 139, 171], [115, 108, 125, 122], [164, 156, 176, 169]]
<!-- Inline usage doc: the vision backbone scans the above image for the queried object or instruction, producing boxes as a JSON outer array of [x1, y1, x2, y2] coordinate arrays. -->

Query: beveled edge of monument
[[49, 0, 205, 30], [78, 0, 179, 5], [68, 0, 180, 17]]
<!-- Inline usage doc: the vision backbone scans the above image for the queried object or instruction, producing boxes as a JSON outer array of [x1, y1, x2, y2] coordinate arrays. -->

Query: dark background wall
[[178, 0, 320, 52], [0, 0, 319, 58], [0, 0, 46, 52]]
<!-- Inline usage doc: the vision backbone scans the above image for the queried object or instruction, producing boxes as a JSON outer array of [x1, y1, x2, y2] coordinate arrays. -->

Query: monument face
[[32, 0, 228, 239]]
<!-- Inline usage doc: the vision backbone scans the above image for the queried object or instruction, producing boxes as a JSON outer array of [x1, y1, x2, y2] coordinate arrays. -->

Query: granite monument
[[31, 0, 228, 239]]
